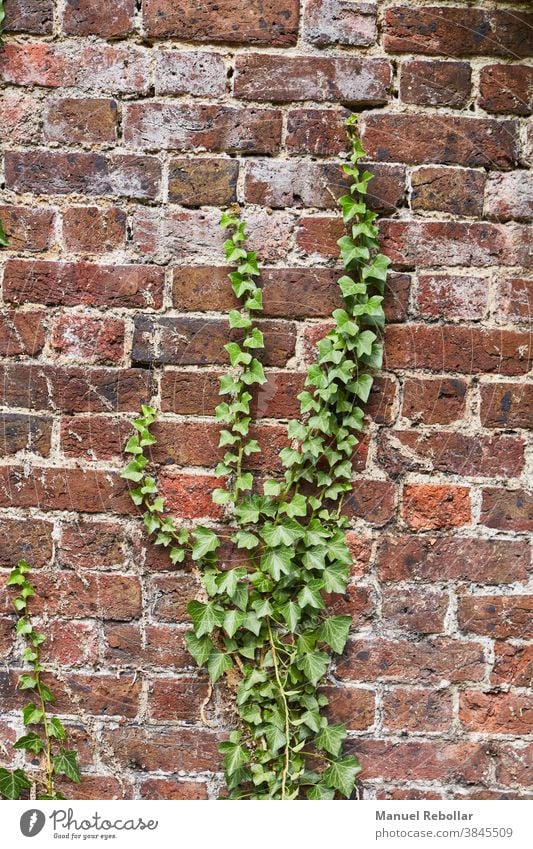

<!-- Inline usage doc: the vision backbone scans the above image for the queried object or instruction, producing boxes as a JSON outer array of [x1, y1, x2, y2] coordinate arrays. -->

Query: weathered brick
[[493, 276, 533, 324], [124, 103, 282, 153], [342, 480, 396, 526], [140, 778, 208, 800], [402, 377, 467, 425], [416, 273, 488, 320], [0, 467, 133, 515], [324, 584, 373, 623], [321, 685, 375, 730], [376, 535, 529, 585], [148, 677, 209, 721], [402, 484, 471, 531], [5, 152, 161, 199], [60, 415, 127, 460], [381, 588, 448, 635], [42, 621, 99, 667], [347, 739, 490, 784], [152, 574, 202, 624], [337, 637, 486, 684], [385, 325, 531, 376], [0, 90, 41, 144], [286, 108, 350, 155], [61, 777, 134, 800], [234, 55, 391, 104], [105, 726, 221, 773], [155, 50, 226, 97], [3, 0, 53, 33], [51, 316, 125, 365], [24, 571, 141, 620], [62, 207, 127, 254], [168, 158, 238, 206], [460, 691, 533, 734], [59, 520, 128, 570], [492, 644, 533, 688], [458, 595, 533, 640], [302, 0, 376, 47], [485, 172, 533, 222], [4, 260, 164, 309], [383, 688, 453, 732], [479, 65, 533, 116], [0, 309, 46, 356], [385, 7, 532, 58], [493, 744, 533, 788], [400, 60, 471, 108], [160, 473, 223, 520], [376, 788, 443, 800], [0, 413, 52, 457], [143, 0, 299, 45], [0, 206, 54, 252], [363, 114, 518, 168], [480, 382, 532, 429], [378, 430, 524, 479], [104, 624, 191, 669], [44, 98, 118, 144], [53, 673, 141, 718], [133, 315, 295, 367], [411, 168, 485, 217], [0, 517, 53, 569], [480, 488, 533, 532], [62, 0, 134, 37]]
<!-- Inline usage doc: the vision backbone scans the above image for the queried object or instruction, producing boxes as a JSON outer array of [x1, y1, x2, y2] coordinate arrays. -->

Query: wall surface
[[0, 0, 531, 800]]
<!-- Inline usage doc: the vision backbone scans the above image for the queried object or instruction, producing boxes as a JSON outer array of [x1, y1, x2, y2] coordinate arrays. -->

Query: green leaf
[[49, 717, 67, 740], [264, 725, 286, 755], [297, 651, 330, 685], [18, 674, 37, 690], [307, 784, 335, 800], [185, 632, 213, 667], [223, 609, 245, 638], [316, 723, 348, 757], [261, 521, 304, 548], [0, 768, 31, 800], [22, 703, 44, 726], [263, 480, 281, 497], [297, 581, 325, 610], [233, 530, 259, 550], [53, 749, 81, 784], [279, 601, 301, 632], [14, 732, 44, 754], [191, 527, 220, 561], [219, 740, 250, 775], [323, 563, 350, 594], [260, 547, 293, 581], [323, 755, 361, 798], [207, 651, 233, 683], [187, 600, 223, 637], [318, 615, 352, 654]]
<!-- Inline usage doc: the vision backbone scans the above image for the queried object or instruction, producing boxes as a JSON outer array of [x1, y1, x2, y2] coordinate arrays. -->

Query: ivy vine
[[0, 562, 81, 800], [0, 0, 6, 247], [125, 116, 389, 799]]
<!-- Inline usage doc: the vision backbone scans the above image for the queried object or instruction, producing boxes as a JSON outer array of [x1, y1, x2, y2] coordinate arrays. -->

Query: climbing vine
[[0, 0, 6, 247], [0, 562, 81, 800], [123, 117, 389, 799]]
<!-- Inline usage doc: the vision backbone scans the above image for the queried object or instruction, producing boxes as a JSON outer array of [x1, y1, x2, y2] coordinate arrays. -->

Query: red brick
[[0, 517, 53, 569], [324, 585, 374, 624], [485, 172, 533, 222], [234, 55, 391, 105], [383, 688, 453, 732], [44, 98, 118, 144], [343, 480, 396, 527], [402, 484, 471, 531], [0, 466, 133, 515], [348, 739, 491, 784], [385, 7, 532, 58], [321, 685, 375, 730], [140, 778, 208, 800], [104, 624, 191, 669], [155, 50, 226, 97], [0, 90, 41, 144], [411, 168, 485, 217], [62, 0, 134, 37], [479, 65, 533, 116], [60, 415, 126, 460], [124, 103, 282, 154], [0, 309, 45, 356], [4, 260, 164, 309], [168, 158, 238, 206], [9, 571, 141, 621], [148, 677, 210, 721], [458, 595, 533, 640], [492, 644, 533, 688], [494, 744, 533, 787], [151, 573, 202, 623], [51, 316, 125, 365], [158, 473, 222, 521], [376, 535, 529, 585], [401, 377, 467, 425], [416, 273, 488, 320], [381, 588, 448, 635], [64, 777, 134, 800], [336, 637, 486, 684], [42, 621, 99, 667], [3, 0, 53, 33], [6, 151, 160, 200], [385, 325, 532, 376], [0, 206, 54, 252], [376, 788, 443, 800], [480, 382, 532, 429], [133, 315, 295, 367], [105, 726, 221, 773], [59, 520, 128, 571], [400, 60, 471, 108], [481, 488, 533, 532], [143, 0, 299, 45], [460, 691, 533, 734], [286, 108, 350, 155], [62, 207, 127, 254], [52, 673, 141, 718], [302, 0, 376, 47], [493, 276, 533, 324], [378, 431, 524, 478], [0, 413, 52, 457], [363, 114, 518, 168]]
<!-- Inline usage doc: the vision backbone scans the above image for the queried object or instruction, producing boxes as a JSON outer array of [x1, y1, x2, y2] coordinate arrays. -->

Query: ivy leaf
[[219, 740, 250, 775], [185, 632, 213, 667], [261, 522, 304, 547], [323, 564, 350, 594], [191, 527, 220, 561], [279, 601, 301, 632], [297, 581, 325, 610], [22, 703, 44, 726], [264, 725, 286, 755], [14, 732, 44, 754], [223, 609, 245, 638], [318, 616, 352, 654], [53, 749, 81, 784], [297, 651, 330, 685], [233, 530, 259, 550], [316, 723, 348, 757], [307, 784, 336, 800], [260, 547, 293, 581], [323, 755, 361, 798], [187, 601, 223, 637], [0, 768, 31, 800], [18, 674, 37, 690], [207, 651, 233, 683], [49, 717, 67, 740]]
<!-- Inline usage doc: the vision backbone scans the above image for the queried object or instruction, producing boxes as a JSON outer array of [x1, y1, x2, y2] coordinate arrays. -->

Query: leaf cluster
[[0, 561, 81, 799]]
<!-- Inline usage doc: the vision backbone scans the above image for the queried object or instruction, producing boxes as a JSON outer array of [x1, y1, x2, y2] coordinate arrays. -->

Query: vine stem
[[267, 621, 290, 800], [35, 665, 53, 796]]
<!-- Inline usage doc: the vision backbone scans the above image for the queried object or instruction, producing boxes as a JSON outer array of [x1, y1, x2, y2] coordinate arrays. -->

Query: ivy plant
[[123, 117, 389, 799], [0, 561, 81, 800]]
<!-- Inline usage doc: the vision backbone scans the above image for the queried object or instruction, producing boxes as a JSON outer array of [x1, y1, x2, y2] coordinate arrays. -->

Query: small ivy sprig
[[0, 0, 5, 45], [0, 561, 81, 800]]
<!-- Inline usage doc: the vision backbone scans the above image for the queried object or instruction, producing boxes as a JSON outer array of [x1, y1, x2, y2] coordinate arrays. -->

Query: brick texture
[[0, 0, 531, 803]]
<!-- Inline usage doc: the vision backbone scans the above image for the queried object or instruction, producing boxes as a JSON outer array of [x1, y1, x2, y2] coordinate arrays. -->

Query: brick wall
[[0, 0, 531, 800]]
